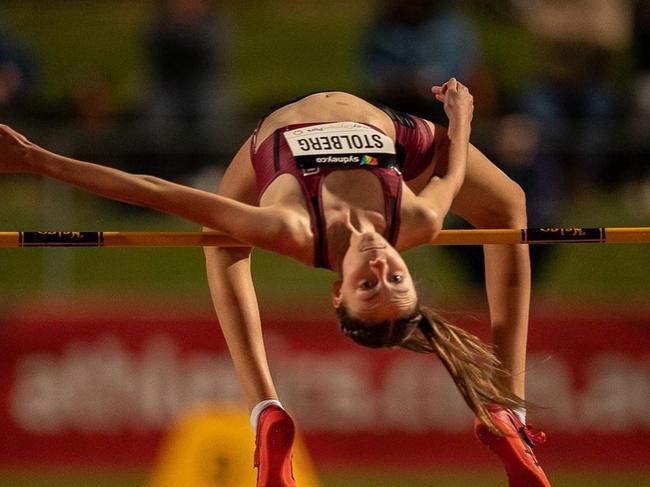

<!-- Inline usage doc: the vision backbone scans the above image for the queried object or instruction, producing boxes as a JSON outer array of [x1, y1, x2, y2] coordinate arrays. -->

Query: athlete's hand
[[431, 78, 474, 124], [0, 124, 40, 173]]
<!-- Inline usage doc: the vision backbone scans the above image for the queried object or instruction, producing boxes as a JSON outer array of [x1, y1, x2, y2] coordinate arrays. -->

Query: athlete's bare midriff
[[254, 92, 398, 148]]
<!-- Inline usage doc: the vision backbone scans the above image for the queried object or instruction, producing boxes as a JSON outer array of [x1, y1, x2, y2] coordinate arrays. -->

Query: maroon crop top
[[250, 101, 446, 269]]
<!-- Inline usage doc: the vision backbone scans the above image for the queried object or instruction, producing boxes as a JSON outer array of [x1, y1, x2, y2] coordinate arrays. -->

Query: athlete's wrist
[[447, 122, 471, 144], [23, 145, 47, 174]]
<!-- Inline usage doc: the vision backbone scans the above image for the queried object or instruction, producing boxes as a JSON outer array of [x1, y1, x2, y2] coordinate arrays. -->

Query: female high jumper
[[0, 78, 550, 487]]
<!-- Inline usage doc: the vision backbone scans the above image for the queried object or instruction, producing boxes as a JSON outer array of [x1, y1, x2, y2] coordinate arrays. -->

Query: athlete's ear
[[331, 280, 343, 309]]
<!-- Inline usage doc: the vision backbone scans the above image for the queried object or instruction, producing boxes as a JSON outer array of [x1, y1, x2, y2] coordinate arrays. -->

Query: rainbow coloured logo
[[360, 155, 379, 166]]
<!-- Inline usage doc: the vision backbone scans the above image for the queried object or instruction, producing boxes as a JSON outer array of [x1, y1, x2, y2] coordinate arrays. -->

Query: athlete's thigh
[[450, 144, 526, 227]]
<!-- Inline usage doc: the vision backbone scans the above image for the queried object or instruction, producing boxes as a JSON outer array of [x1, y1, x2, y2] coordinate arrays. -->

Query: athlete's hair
[[337, 304, 528, 434]]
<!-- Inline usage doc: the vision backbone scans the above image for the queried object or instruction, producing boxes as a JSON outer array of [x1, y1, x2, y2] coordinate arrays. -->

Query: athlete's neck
[[328, 210, 383, 274]]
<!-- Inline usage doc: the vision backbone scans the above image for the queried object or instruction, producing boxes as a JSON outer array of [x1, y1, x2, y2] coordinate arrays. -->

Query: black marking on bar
[[521, 228, 527, 243], [526, 227, 604, 244], [21, 232, 103, 247]]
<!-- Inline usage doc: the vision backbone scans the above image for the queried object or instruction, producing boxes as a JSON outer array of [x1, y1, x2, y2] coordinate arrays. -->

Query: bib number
[[283, 122, 397, 170]]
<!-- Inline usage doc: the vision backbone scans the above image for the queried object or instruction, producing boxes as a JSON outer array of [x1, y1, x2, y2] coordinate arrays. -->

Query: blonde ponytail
[[401, 306, 529, 434]]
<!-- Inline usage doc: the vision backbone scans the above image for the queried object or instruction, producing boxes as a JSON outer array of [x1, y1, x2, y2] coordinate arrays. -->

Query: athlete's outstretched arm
[[450, 144, 531, 400], [203, 138, 279, 409], [0, 124, 287, 253]]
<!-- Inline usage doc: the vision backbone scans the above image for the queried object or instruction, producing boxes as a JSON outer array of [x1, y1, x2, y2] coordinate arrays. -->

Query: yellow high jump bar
[[0, 227, 648, 247]]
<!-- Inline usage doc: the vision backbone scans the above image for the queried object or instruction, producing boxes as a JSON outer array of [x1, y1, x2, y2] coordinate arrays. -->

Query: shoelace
[[519, 424, 547, 447]]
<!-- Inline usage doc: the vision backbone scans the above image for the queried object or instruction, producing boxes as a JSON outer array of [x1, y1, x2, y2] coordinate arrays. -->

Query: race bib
[[283, 122, 397, 170]]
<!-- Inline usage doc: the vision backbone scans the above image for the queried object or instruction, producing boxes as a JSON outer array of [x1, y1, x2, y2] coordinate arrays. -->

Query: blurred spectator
[[633, 0, 650, 77], [466, 0, 632, 281], [64, 68, 121, 165], [513, 0, 631, 195], [140, 0, 233, 181], [625, 0, 650, 216], [360, 0, 487, 123], [0, 18, 37, 118], [70, 71, 117, 133], [463, 1, 553, 217], [632, 0, 650, 122]]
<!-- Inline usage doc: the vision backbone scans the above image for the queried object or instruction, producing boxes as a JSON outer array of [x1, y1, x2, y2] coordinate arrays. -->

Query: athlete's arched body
[[0, 80, 550, 486]]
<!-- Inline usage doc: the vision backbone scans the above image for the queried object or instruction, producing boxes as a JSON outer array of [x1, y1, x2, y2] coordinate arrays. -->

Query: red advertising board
[[0, 299, 649, 471]]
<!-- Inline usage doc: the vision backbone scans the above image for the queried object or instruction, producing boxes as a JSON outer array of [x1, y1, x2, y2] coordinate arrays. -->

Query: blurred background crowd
[[0, 0, 648, 289]]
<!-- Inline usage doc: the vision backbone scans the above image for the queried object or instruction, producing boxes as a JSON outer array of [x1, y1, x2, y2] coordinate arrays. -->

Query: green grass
[[3, 469, 650, 487]]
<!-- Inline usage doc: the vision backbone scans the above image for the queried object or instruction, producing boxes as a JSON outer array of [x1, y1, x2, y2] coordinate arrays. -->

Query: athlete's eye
[[391, 274, 404, 283], [360, 280, 376, 290]]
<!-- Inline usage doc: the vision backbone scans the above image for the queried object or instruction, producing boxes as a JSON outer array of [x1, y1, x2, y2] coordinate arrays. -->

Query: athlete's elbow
[[430, 209, 444, 241], [417, 203, 444, 242], [129, 174, 166, 207], [266, 216, 308, 255], [137, 174, 164, 190]]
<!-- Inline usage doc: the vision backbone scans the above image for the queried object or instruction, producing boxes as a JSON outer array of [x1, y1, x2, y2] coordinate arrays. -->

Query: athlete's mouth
[[360, 245, 387, 252]]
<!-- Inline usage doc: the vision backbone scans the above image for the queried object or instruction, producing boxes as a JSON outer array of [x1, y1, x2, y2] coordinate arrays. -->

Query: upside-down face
[[332, 231, 418, 322]]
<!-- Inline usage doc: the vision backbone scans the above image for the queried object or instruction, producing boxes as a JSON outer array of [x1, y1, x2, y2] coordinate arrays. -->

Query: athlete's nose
[[369, 258, 388, 281]]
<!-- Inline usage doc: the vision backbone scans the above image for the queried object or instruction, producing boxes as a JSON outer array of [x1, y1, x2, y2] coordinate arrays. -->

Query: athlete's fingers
[[432, 86, 445, 99], [0, 125, 29, 146], [433, 78, 469, 103], [431, 85, 446, 103], [445, 77, 459, 92]]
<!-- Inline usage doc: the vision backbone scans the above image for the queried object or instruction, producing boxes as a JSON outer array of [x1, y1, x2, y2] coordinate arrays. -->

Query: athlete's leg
[[450, 145, 550, 487], [203, 137, 279, 409], [203, 138, 295, 487], [450, 144, 530, 398], [205, 245, 278, 407]]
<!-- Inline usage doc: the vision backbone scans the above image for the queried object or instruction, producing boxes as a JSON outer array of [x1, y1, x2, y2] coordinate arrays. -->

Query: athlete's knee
[[203, 241, 252, 262], [479, 180, 528, 229], [502, 181, 527, 227]]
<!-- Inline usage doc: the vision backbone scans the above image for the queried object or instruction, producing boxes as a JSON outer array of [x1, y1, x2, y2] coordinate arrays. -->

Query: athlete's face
[[332, 232, 417, 321]]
